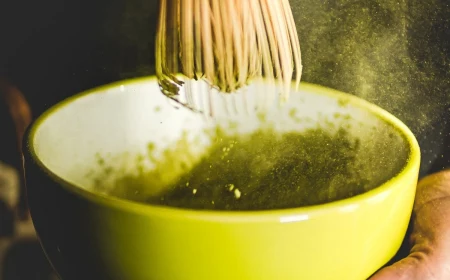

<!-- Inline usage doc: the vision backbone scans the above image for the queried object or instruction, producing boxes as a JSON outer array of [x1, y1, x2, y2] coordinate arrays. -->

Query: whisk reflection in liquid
[[155, 0, 302, 117]]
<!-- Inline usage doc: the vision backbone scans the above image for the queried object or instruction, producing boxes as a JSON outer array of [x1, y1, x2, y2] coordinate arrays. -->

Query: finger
[[370, 251, 450, 280], [369, 256, 420, 280], [414, 169, 450, 211], [371, 170, 450, 280], [412, 170, 450, 257]]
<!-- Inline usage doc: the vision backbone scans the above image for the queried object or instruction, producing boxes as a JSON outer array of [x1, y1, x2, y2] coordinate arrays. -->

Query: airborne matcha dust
[[142, 127, 369, 211]]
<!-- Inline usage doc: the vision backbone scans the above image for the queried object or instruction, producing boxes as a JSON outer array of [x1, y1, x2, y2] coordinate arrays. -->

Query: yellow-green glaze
[[24, 77, 420, 280]]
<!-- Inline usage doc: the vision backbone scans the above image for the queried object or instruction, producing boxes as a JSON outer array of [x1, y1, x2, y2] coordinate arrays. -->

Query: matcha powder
[[146, 127, 369, 211]]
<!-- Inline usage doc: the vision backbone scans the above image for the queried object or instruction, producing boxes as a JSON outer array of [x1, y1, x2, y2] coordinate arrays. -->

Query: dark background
[[0, 0, 449, 279], [0, 0, 448, 175]]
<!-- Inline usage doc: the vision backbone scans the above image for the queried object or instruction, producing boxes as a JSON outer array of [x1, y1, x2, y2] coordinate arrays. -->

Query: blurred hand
[[371, 169, 450, 280], [0, 77, 32, 219]]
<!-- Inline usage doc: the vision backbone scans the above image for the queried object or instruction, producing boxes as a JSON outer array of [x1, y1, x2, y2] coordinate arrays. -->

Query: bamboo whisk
[[156, 0, 302, 115]]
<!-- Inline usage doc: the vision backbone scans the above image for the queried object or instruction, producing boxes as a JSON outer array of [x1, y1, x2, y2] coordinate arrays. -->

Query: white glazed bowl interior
[[33, 78, 410, 203]]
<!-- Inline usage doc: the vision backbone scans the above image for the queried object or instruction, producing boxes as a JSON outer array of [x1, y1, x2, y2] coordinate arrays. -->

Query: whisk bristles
[[156, 0, 302, 115]]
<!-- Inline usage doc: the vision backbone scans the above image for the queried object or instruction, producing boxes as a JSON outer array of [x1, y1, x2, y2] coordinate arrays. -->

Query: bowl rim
[[25, 76, 421, 222]]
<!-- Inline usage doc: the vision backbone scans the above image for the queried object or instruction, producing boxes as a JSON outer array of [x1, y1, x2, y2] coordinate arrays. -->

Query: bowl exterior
[[25, 148, 419, 280]]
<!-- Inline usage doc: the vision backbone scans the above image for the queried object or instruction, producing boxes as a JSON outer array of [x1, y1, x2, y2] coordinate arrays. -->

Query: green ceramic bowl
[[24, 77, 420, 280]]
